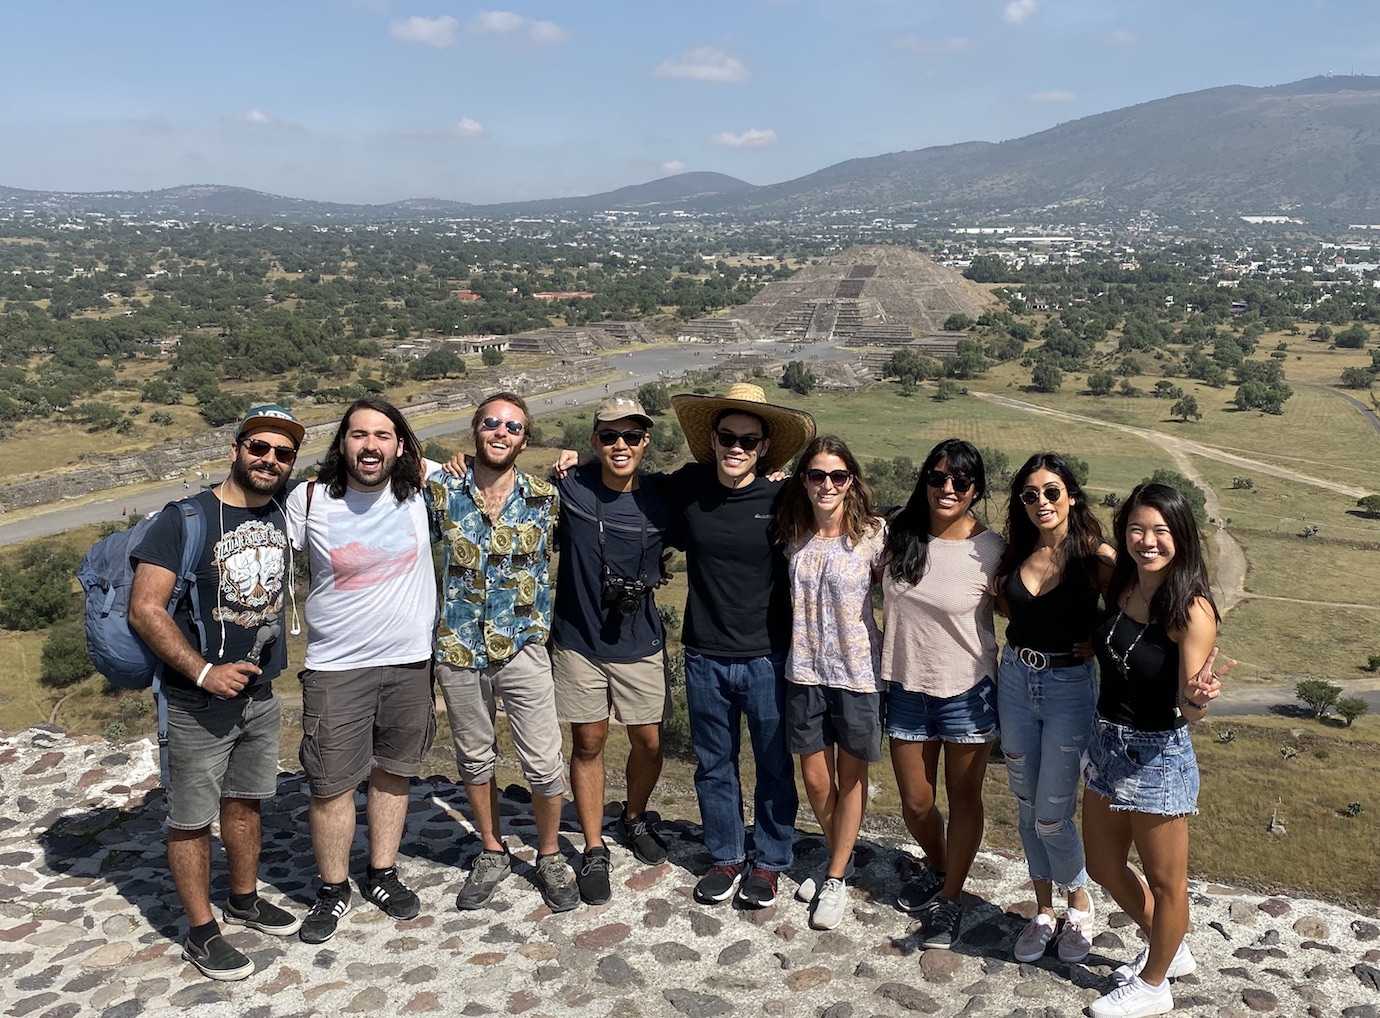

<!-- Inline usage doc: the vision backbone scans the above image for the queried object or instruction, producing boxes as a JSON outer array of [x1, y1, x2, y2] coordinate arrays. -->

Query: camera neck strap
[[595, 489, 649, 579]]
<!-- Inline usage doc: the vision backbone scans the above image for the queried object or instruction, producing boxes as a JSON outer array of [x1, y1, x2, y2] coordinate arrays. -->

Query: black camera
[[601, 566, 650, 617]]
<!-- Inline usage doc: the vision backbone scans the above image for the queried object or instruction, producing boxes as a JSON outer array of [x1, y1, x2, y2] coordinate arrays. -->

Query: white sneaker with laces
[[1057, 902, 1095, 963], [1111, 940, 1195, 986], [1013, 912, 1057, 962], [1089, 975, 1172, 1017], [795, 858, 854, 903], [810, 877, 848, 930]]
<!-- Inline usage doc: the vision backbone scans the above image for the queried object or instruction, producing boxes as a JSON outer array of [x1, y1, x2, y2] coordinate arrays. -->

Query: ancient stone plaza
[[1, 725, 1378, 1017]]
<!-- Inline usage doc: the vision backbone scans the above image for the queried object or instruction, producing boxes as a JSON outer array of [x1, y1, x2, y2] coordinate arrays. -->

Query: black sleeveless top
[[1003, 565, 1100, 653], [1094, 608, 1185, 731]]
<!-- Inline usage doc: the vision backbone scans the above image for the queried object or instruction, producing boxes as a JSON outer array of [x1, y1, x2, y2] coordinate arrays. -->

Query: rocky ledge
[[1, 725, 1378, 1018]]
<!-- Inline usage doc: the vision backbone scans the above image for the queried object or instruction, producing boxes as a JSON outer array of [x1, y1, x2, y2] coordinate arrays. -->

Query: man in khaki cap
[[551, 395, 675, 904]]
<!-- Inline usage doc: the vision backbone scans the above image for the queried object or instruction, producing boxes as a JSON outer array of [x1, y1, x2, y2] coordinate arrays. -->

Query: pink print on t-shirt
[[330, 539, 418, 590]]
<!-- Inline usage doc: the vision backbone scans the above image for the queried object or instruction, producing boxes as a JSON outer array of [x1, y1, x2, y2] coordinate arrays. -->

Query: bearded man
[[284, 398, 440, 943]]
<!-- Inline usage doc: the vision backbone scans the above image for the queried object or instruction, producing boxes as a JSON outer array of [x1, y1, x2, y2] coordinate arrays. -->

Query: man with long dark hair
[[285, 397, 439, 943]]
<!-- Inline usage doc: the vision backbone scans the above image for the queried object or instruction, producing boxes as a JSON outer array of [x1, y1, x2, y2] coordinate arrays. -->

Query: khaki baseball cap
[[593, 396, 653, 428]]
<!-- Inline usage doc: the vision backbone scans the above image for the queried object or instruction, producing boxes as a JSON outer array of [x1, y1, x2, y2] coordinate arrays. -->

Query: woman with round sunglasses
[[994, 453, 1115, 965], [774, 436, 886, 930], [1084, 483, 1225, 1018], [879, 438, 1003, 949]]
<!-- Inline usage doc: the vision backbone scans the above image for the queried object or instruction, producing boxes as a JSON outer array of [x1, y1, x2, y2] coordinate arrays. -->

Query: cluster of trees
[[1295, 679, 1369, 727], [0, 540, 94, 688]]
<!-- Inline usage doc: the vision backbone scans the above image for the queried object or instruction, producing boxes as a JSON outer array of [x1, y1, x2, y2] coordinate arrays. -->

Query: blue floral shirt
[[427, 465, 559, 669]]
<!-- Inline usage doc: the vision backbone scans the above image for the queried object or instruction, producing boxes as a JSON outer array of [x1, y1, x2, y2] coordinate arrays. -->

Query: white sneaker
[[1089, 975, 1172, 1017], [809, 877, 847, 930], [1112, 940, 1196, 986], [1013, 913, 1057, 962], [795, 858, 854, 903], [1057, 902, 1095, 963]]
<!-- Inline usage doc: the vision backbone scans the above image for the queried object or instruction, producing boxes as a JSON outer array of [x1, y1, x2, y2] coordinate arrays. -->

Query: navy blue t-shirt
[[551, 463, 672, 663]]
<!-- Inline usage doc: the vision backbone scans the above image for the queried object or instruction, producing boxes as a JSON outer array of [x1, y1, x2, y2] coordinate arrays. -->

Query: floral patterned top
[[427, 465, 559, 670]]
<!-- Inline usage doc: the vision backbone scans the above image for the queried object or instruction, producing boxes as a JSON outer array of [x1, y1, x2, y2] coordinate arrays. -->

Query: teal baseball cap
[[236, 403, 305, 447]]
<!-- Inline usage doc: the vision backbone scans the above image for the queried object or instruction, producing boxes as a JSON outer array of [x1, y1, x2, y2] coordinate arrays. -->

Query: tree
[[560, 418, 590, 451], [1295, 678, 1343, 719], [636, 382, 671, 415], [481, 345, 505, 367], [1031, 362, 1063, 393], [933, 379, 960, 401], [1171, 395, 1202, 422], [1086, 371, 1115, 396], [1153, 381, 1185, 400], [1357, 494, 1380, 517], [412, 347, 464, 380], [1143, 468, 1207, 526], [1335, 323, 1369, 349], [196, 390, 250, 426], [943, 313, 974, 331], [40, 618, 93, 688], [1336, 696, 1369, 727], [1340, 367, 1377, 389], [781, 360, 816, 396], [0, 542, 79, 630], [884, 348, 939, 385], [978, 446, 1012, 488], [77, 401, 124, 432]]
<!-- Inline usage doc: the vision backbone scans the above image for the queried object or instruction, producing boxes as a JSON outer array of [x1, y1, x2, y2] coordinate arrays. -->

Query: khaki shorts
[[552, 646, 669, 726], [435, 642, 566, 798]]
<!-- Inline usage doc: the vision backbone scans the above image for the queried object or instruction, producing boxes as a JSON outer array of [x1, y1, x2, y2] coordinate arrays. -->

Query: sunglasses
[[239, 438, 297, 464], [805, 469, 851, 487], [716, 430, 763, 452], [925, 469, 973, 494], [1020, 485, 1065, 506], [596, 428, 647, 447], [479, 417, 525, 436]]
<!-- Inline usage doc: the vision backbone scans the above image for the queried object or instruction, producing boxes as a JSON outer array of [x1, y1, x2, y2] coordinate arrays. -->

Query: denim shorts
[[164, 684, 282, 831], [884, 676, 998, 744], [1083, 718, 1199, 816]]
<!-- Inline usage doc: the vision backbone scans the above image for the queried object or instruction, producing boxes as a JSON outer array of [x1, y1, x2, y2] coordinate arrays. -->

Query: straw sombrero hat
[[672, 383, 816, 475]]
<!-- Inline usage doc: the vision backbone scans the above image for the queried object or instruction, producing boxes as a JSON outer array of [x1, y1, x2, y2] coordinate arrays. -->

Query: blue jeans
[[997, 647, 1096, 892], [684, 650, 799, 871]]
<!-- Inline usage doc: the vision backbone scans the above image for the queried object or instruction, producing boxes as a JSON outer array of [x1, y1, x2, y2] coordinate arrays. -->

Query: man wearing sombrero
[[670, 382, 816, 908]]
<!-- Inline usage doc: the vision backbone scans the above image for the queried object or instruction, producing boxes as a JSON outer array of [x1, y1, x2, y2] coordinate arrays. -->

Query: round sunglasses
[[1020, 484, 1065, 506], [924, 469, 973, 494]]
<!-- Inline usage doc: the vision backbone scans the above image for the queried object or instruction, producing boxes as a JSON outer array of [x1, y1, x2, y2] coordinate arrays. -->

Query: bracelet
[[196, 663, 213, 688]]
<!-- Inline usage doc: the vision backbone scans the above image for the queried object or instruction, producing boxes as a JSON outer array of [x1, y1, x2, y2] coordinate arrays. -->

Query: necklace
[[1104, 608, 1150, 676]]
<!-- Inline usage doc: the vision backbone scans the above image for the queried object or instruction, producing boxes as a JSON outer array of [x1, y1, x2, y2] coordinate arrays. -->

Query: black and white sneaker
[[182, 932, 255, 981], [298, 884, 351, 944], [913, 894, 963, 949], [362, 866, 421, 921], [223, 895, 302, 937], [896, 863, 946, 913], [693, 863, 741, 905]]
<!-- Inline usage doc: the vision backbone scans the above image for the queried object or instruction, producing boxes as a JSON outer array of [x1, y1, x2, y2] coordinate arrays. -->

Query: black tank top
[[1094, 608, 1186, 731], [1004, 565, 1099, 653]]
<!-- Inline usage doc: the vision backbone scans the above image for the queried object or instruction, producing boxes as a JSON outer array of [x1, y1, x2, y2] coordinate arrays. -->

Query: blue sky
[[3, 1, 1377, 204]]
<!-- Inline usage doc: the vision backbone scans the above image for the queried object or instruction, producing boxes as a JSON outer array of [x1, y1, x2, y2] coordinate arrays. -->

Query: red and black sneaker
[[737, 866, 779, 908]]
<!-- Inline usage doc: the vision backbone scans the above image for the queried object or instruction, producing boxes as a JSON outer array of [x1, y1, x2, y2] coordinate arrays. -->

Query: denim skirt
[[1083, 717, 1199, 816]]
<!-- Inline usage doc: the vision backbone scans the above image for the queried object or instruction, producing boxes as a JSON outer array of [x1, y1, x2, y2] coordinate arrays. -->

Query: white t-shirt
[[285, 466, 439, 670]]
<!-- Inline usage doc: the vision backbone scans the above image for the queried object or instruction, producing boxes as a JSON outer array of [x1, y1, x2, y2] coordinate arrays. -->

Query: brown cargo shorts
[[298, 659, 437, 799]]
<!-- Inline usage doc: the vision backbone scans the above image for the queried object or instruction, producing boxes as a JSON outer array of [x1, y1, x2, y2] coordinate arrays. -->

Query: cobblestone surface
[[2, 725, 1379, 1017]]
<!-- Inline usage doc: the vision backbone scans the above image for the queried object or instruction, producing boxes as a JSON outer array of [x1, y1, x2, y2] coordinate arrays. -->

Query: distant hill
[[4, 75, 1379, 221]]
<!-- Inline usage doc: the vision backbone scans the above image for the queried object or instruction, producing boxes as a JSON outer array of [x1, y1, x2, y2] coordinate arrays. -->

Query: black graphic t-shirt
[[132, 488, 289, 690]]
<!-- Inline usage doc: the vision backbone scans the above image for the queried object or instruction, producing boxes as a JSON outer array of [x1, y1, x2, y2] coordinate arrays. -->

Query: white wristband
[[196, 663, 213, 688]]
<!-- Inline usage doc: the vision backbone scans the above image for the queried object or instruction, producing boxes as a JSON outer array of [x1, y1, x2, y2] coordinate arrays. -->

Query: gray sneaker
[[456, 849, 511, 911], [535, 852, 579, 913]]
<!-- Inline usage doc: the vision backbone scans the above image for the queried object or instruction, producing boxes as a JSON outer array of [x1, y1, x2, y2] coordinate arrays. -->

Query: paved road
[[1212, 684, 1380, 717], [0, 340, 856, 546]]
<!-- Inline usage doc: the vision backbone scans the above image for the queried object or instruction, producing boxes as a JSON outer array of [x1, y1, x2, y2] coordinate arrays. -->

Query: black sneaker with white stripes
[[299, 883, 351, 944], [362, 866, 421, 920]]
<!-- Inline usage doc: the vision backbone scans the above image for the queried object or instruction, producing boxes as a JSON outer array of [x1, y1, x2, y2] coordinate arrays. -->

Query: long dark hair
[[775, 435, 881, 549], [316, 397, 424, 502], [996, 452, 1106, 593], [1107, 482, 1219, 632], [882, 438, 986, 586]]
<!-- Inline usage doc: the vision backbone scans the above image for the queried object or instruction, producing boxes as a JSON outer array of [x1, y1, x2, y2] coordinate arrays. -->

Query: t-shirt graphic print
[[213, 518, 287, 629]]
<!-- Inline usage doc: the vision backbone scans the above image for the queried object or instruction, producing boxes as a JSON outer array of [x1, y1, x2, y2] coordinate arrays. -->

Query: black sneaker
[[182, 932, 255, 981], [737, 866, 779, 908], [913, 894, 963, 949], [222, 895, 302, 937], [619, 809, 668, 865], [896, 863, 946, 913], [362, 866, 421, 920], [693, 863, 741, 905], [298, 884, 351, 944], [535, 852, 579, 913], [577, 845, 613, 905], [456, 849, 512, 911]]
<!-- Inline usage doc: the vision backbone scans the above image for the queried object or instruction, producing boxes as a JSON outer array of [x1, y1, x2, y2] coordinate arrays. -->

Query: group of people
[[124, 382, 1225, 1018]]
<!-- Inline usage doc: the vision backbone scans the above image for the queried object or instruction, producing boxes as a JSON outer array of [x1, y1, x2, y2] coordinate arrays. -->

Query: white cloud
[[453, 117, 485, 137], [1003, 0, 1038, 24], [894, 35, 972, 54], [711, 128, 776, 148], [241, 109, 274, 125], [655, 47, 749, 84], [471, 10, 568, 44], [1108, 28, 1136, 46], [1030, 89, 1075, 103], [660, 160, 687, 174], [389, 15, 459, 47]]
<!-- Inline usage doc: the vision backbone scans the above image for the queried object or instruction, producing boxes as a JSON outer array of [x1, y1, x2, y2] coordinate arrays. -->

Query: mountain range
[[4, 75, 1379, 222]]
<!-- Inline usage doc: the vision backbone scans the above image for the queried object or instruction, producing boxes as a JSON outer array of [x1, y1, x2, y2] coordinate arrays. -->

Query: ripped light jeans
[[997, 646, 1096, 892]]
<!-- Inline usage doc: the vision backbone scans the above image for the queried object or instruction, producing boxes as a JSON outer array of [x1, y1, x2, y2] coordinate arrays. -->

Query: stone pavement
[[1, 724, 1379, 1017]]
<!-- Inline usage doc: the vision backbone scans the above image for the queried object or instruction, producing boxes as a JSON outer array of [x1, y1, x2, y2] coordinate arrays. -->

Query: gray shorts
[[163, 684, 282, 831], [435, 642, 566, 798], [299, 660, 437, 799], [786, 682, 882, 763]]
